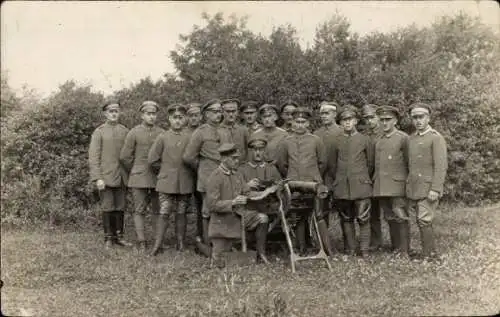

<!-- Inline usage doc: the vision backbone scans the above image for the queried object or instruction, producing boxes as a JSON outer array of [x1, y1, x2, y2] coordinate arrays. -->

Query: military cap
[[319, 100, 339, 112], [240, 100, 259, 112], [258, 103, 279, 115], [220, 98, 241, 107], [376, 105, 400, 119], [247, 136, 268, 149], [338, 105, 359, 120], [361, 104, 379, 117], [218, 143, 239, 156], [186, 103, 201, 114], [102, 99, 120, 111], [280, 100, 299, 113], [201, 99, 222, 113], [409, 102, 432, 116], [293, 107, 312, 119], [166, 103, 187, 114], [138, 100, 159, 112]]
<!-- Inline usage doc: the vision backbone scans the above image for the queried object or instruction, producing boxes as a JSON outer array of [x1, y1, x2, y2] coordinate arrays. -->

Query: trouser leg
[[131, 188, 149, 244], [355, 199, 371, 257], [414, 199, 438, 258], [175, 195, 189, 252], [255, 222, 270, 264], [102, 211, 113, 242], [338, 200, 356, 255], [195, 191, 204, 238], [370, 198, 382, 250]]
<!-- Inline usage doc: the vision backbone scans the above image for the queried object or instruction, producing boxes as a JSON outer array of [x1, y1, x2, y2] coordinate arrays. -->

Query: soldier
[[219, 98, 249, 161], [251, 104, 288, 164], [407, 103, 447, 260], [206, 143, 271, 268], [328, 105, 374, 258], [279, 101, 299, 133], [240, 100, 262, 134], [372, 106, 410, 257], [276, 107, 332, 255], [361, 104, 384, 251], [88, 100, 130, 249], [186, 102, 202, 132], [120, 101, 165, 252], [148, 104, 194, 255], [183, 99, 224, 245]]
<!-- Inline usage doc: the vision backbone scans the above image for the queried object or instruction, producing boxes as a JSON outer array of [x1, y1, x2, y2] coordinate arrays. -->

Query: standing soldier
[[183, 99, 224, 245], [148, 104, 193, 255], [88, 100, 130, 249], [240, 100, 262, 134], [186, 102, 202, 132], [120, 101, 165, 252], [372, 106, 410, 257], [329, 105, 374, 258], [407, 103, 447, 260], [361, 104, 384, 251], [279, 101, 299, 133], [252, 104, 288, 164], [219, 98, 249, 161], [276, 107, 332, 255], [206, 143, 271, 268]]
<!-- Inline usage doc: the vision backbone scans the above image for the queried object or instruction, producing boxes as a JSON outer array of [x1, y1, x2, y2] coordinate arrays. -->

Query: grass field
[[1, 204, 499, 317]]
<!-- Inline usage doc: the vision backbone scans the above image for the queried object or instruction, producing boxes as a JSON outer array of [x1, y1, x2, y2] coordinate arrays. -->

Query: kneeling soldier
[[120, 101, 165, 252], [329, 105, 374, 258], [372, 106, 410, 257], [148, 104, 194, 255], [88, 100, 129, 248], [206, 143, 271, 268], [407, 103, 447, 260]]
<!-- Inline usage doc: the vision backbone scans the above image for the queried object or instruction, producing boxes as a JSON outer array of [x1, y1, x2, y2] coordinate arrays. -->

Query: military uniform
[[88, 108, 129, 246], [372, 106, 410, 255], [240, 100, 262, 134], [148, 104, 194, 254], [328, 105, 374, 256], [407, 103, 447, 258], [252, 127, 288, 163], [206, 143, 270, 267], [218, 122, 249, 162]]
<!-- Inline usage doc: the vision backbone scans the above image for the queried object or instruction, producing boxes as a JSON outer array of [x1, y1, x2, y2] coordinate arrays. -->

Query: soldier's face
[[380, 116, 397, 133], [222, 103, 239, 124], [205, 105, 223, 125], [363, 114, 380, 130], [319, 108, 337, 126], [411, 113, 430, 132], [292, 117, 308, 134], [243, 109, 257, 125], [188, 110, 202, 127], [104, 107, 120, 122], [169, 112, 185, 131], [250, 147, 265, 162], [223, 153, 240, 170], [260, 112, 277, 128], [141, 110, 157, 126], [341, 117, 357, 132], [281, 106, 296, 124]]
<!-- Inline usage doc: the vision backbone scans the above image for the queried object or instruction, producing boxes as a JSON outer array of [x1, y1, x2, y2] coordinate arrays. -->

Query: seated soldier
[[206, 143, 271, 268]]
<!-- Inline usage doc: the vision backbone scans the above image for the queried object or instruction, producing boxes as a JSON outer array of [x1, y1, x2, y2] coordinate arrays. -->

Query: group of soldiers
[[88, 97, 447, 268]]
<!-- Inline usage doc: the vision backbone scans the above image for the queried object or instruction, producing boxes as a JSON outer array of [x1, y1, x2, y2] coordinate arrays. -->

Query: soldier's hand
[[427, 190, 440, 201], [96, 179, 105, 191], [232, 195, 247, 206], [247, 178, 260, 188]]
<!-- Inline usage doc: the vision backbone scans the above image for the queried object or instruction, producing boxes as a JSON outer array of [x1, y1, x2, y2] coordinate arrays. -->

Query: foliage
[[1, 12, 499, 225]]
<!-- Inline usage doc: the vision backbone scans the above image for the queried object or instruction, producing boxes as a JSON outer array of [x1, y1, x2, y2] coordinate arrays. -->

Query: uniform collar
[[170, 128, 182, 135], [417, 126, 432, 136], [141, 123, 156, 130], [219, 163, 233, 175], [383, 129, 397, 138], [248, 161, 265, 168], [343, 130, 358, 137]]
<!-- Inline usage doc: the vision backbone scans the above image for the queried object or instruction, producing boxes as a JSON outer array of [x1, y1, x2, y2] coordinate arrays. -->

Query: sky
[[1, 1, 499, 97]]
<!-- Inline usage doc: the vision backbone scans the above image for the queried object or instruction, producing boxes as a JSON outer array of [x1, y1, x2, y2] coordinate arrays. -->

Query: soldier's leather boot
[[317, 219, 334, 256], [388, 221, 400, 252], [343, 222, 357, 256], [419, 225, 437, 259], [399, 221, 410, 258], [175, 213, 187, 252], [255, 223, 270, 264], [102, 211, 113, 247], [340, 219, 348, 253], [133, 213, 146, 247], [359, 222, 371, 258], [114, 211, 133, 247], [202, 218, 210, 245], [150, 215, 169, 256]]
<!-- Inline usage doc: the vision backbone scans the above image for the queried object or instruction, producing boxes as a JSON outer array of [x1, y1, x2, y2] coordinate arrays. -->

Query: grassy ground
[[1, 204, 499, 317]]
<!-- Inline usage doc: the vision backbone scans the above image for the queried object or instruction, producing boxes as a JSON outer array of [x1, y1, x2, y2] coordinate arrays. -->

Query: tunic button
[[388, 155, 392, 160], [418, 173, 422, 177]]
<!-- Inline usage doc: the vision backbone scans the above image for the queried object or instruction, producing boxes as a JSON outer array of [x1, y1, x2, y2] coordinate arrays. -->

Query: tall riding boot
[[133, 214, 146, 249], [102, 212, 113, 249], [175, 213, 187, 252], [296, 216, 307, 255], [419, 225, 436, 258], [114, 211, 133, 247], [255, 223, 270, 264], [317, 219, 334, 256], [388, 221, 400, 252], [343, 222, 357, 255], [150, 215, 169, 256], [359, 222, 371, 258], [399, 221, 410, 257]]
